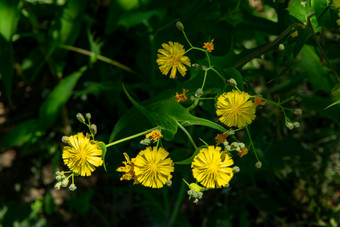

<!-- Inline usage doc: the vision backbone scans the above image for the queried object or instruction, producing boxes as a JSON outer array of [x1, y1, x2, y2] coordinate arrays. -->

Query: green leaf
[[324, 99, 340, 110], [0, 0, 20, 102], [298, 45, 331, 93], [0, 119, 40, 148], [98, 142, 107, 171], [44, 191, 55, 215], [331, 83, 340, 96], [314, 0, 339, 30], [38, 66, 87, 131], [287, 0, 310, 23]]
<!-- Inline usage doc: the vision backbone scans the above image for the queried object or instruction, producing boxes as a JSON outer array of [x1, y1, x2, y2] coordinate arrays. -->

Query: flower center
[[170, 54, 180, 66], [76, 148, 88, 163]]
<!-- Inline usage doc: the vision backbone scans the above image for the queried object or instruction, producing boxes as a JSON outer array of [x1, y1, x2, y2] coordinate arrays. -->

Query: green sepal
[[98, 142, 107, 171]]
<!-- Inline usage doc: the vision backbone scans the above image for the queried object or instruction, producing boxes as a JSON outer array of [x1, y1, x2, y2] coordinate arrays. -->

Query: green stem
[[232, 23, 297, 68], [168, 180, 186, 226], [59, 44, 141, 77], [307, 16, 340, 82], [245, 126, 260, 162], [210, 68, 225, 82], [182, 30, 193, 48], [201, 70, 208, 89], [106, 127, 159, 148], [176, 121, 198, 150]]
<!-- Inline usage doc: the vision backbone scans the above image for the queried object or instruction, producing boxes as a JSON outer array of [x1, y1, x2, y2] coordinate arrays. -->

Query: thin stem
[[307, 16, 340, 82], [201, 70, 208, 89], [106, 127, 159, 148], [168, 180, 186, 227], [176, 121, 198, 150], [245, 126, 260, 162], [59, 44, 141, 77], [182, 30, 193, 48], [232, 23, 297, 68], [210, 67, 225, 82]]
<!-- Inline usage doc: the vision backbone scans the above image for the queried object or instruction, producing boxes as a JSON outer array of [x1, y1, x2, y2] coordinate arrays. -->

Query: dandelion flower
[[62, 133, 103, 176], [156, 41, 191, 79], [203, 39, 214, 52], [116, 153, 139, 184], [216, 90, 256, 128], [134, 147, 174, 188], [191, 146, 234, 189], [175, 89, 189, 102]]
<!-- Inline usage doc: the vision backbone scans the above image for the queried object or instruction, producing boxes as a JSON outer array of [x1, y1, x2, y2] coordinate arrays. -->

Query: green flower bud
[[176, 21, 184, 31], [69, 183, 77, 191], [76, 113, 85, 123], [55, 182, 62, 190], [61, 178, 69, 187], [90, 124, 97, 135], [85, 113, 92, 121], [255, 161, 262, 169]]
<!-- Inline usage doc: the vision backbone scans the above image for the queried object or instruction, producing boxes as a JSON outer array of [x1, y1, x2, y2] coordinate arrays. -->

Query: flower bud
[[140, 138, 152, 146], [285, 121, 294, 130], [176, 21, 184, 31], [201, 65, 208, 70], [166, 180, 172, 187], [293, 108, 302, 115], [90, 124, 97, 135], [55, 182, 62, 190], [61, 136, 69, 144], [56, 175, 63, 181], [69, 183, 77, 191], [227, 130, 235, 135], [278, 44, 285, 51], [227, 78, 237, 87], [195, 88, 204, 97], [76, 113, 85, 123], [85, 113, 91, 121], [293, 122, 300, 128], [232, 166, 240, 173], [192, 63, 200, 70], [255, 161, 262, 169], [61, 178, 69, 187]]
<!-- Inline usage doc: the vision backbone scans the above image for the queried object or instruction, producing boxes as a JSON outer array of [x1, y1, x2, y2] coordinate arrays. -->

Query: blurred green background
[[0, 0, 340, 226]]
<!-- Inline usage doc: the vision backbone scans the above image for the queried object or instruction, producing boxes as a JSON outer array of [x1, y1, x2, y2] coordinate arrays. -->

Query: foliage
[[0, 0, 340, 226]]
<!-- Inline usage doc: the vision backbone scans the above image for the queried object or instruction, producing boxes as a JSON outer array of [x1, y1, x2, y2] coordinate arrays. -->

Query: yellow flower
[[145, 130, 163, 143], [134, 147, 174, 188], [191, 146, 234, 189], [203, 39, 214, 52], [156, 41, 191, 79], [175, 89, 189, 102], [216, 90, 256, 128], [62, 133, 103, 176], [116, 153, 139, 184]]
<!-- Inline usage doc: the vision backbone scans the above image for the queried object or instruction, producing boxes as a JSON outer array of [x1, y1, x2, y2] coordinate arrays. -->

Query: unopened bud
[[69, 183, 77, 191], [56, 175, 63, 181], [85, 113, 91, 121], [55, 182, 62, 190], [61, 136, 69, 144], [166, 180, 172, 186], [285, 121, 294, 130], [278, 44, 285, 51], [192, 63, 200, 70], [227, 130, 235, 135], [76, 113, 85, 123], [293, 122, 300, 128], [227, 78, 237, 87], [61, 178, 69, 187], [201, 65, 208, 70], [140, 138, 152, 146], [294, 109, 302, 115], [176, 21, 184, 31], [232, 166, 240, 173], [90, 124, 97, 135], [255, 161, 262, 169], [195, 88, 204, 97]]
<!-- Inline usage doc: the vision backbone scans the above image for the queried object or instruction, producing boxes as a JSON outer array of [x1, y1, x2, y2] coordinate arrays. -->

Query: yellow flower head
[[116, 153, 139, 184], [145, 130, 163, 143], [175, 89, 189, 102], [156, 41, 191, 79], [203, 39, 214, 52], [216, 90, 256, 128], [62, 133, 103, 176], [134, 147, 174, 188], [191, 146, 234, 188]]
